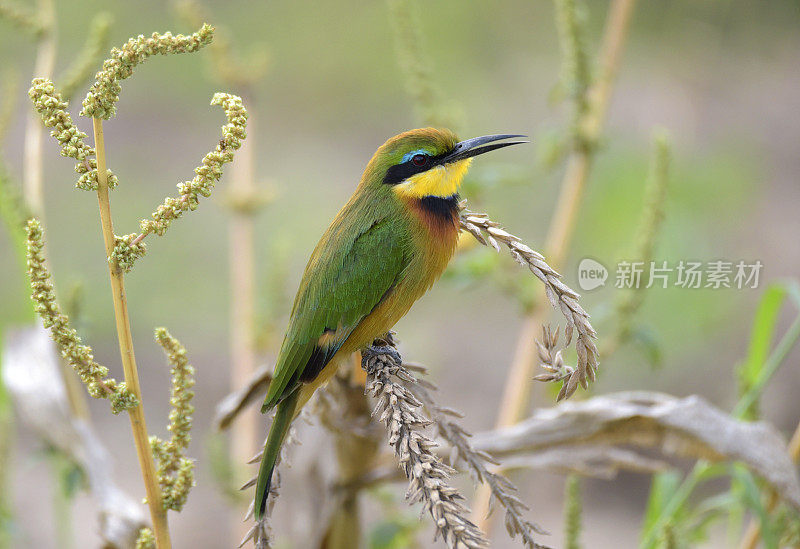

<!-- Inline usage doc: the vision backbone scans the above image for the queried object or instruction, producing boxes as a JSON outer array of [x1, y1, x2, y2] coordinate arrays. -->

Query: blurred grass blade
[[737, 281, 800, 419], [641, 471, 680, 544], [734, 280, 800, 419]]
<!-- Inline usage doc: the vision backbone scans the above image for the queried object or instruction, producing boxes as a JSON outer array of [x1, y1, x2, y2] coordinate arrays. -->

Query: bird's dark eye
[[411, 154, 427, 166]]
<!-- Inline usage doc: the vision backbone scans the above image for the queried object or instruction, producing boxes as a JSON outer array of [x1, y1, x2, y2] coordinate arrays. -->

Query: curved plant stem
[[91, 118, 171, 548], [472, 0, 638, 529]]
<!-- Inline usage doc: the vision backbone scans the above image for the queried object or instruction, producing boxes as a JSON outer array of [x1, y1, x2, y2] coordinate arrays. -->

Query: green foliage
[[564, 474, 583, 549], [367, 489, 423, 549], [642, 280, 800, 548], [736, 282, 800, 419]]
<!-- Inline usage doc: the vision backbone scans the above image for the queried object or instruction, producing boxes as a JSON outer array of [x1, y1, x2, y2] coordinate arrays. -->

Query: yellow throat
[[392, 158, 473, 199]]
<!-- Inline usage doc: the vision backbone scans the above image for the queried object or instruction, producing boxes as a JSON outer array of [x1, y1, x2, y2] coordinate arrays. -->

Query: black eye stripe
[[382, 151, 448, 185]]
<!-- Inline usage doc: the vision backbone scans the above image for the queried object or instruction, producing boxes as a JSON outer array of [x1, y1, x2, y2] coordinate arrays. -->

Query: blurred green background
[[1, 0, 799, 547]]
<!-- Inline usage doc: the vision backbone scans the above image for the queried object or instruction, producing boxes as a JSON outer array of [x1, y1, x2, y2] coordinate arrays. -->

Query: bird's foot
[[363, 338, 402, 366]]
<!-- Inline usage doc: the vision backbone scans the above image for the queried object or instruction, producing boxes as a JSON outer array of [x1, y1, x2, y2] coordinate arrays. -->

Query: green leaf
[[642, 471, 681, 541], [731, 465, 778, 549], [736, 283, 789, 418]]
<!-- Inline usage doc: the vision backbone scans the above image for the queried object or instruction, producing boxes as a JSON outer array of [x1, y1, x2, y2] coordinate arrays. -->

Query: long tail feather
[[254, 389, 299, 520]]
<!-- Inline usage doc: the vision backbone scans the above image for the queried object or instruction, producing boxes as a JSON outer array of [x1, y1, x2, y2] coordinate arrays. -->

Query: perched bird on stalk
[[255, 128, 526, 519]]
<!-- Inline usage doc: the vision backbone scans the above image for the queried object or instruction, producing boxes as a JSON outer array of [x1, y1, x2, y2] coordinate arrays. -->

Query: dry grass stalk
[[473, 3, 638, 525], [362, 337, 490, 549], [406, 363, 549, 548], [460, 208, 598, 400], [315, 376, 383, 548], [386, 0, 460, 129], [493, 0, 638, 434], [91, 115, 172, 548]]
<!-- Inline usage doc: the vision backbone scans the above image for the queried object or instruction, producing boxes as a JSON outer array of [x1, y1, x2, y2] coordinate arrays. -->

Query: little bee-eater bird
[[255, 128, 526, 519]]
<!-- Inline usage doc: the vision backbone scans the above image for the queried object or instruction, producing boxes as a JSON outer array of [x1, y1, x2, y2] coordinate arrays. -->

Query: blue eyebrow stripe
[[401, 149, 430, 163]]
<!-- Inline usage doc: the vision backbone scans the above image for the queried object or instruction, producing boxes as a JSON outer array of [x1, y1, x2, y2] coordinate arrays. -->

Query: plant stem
[[738, 421, 800, 549], [228, 93, 258, 542], [22, 0, 55, 218], [472, 0, 638, 528], [91, 117, 171, 548]]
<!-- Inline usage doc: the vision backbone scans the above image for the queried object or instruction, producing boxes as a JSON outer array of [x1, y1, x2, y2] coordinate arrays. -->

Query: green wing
[[262, 217, 407, 411]]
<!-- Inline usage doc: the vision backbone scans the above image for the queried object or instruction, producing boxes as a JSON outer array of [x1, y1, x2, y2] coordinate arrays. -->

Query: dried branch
[[459, 207, 598, 400], [2, 325, 146, 547], [470, 392, 800, 512], [362, 337, 490, 549], [213, 364, 272, 431]]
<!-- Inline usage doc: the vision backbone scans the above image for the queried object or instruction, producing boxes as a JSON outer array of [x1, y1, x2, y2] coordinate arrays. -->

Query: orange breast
[[339, 195, 459, 354]]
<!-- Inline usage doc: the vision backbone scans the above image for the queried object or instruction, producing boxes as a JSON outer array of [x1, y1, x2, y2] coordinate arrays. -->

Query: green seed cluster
[[81, 24, 214, 120], [150, 327, 196, 511], [25, 219, 137, 413], [139, 93, 247, 237], [111, 233, 147, 273], [134, 528, 155, 549], [28, 78, 118, 191]]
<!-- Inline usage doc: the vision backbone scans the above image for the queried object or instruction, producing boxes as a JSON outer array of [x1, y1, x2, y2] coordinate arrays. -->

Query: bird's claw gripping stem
[[362, 342, 403, 367]]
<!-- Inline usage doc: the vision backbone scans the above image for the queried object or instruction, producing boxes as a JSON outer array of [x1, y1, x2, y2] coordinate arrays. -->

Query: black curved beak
[[442, 134, 528, 164]]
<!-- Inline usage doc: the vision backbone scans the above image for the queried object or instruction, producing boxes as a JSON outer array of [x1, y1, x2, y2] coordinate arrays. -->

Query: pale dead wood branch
[[2, 324, 146, 548], [213, 364, 272, 430], [470, 392, 800, 512]]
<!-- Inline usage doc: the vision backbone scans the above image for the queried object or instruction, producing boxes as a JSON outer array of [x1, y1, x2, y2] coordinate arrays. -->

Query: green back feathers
[[261, 128, 460, 412]]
